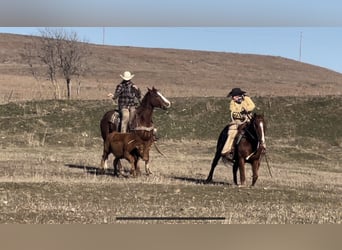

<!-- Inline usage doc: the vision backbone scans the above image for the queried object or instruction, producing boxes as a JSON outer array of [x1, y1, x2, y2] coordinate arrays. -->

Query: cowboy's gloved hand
[[241, 109, 248, 115]]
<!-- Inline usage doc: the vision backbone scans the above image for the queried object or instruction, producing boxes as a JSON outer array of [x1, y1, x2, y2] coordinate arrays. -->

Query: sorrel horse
[[100, 87, 171, 175], [206, 113, 267, 186]]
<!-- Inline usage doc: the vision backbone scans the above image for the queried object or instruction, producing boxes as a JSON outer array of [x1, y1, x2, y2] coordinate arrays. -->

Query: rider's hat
[[227, 87, 246, 97], [120, 71, 135, 81]]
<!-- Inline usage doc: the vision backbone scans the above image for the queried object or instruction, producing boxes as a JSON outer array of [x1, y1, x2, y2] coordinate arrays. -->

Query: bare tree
[[22, 41, 44, 99], [24, 28, 90, 99], [37, 30, 61, 99]]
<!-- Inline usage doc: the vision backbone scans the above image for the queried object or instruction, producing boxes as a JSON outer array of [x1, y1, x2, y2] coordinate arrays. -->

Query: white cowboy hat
[[120, 71, 135, 81]]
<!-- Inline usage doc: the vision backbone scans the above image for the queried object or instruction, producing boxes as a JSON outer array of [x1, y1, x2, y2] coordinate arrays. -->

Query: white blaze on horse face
[[157, 91, 171, 108], [260, 122, 266, 147]]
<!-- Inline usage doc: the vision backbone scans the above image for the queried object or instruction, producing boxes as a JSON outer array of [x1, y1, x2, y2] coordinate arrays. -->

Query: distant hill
[[1, 33, 342, 102]]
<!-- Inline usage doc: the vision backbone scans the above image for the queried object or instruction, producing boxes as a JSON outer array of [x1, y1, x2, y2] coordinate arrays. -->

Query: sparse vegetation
[[0, 97, 341, 224]]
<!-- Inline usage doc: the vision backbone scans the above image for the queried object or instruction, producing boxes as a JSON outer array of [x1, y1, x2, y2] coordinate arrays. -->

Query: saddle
[[109, 109, 121, 131]]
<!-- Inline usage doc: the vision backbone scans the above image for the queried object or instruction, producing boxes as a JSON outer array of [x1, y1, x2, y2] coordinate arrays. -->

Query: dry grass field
[[0, 139, 341, 224], [0, 33, 341, 224]]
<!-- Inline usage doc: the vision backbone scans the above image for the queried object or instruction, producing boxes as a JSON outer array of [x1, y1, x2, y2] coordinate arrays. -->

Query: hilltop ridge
[[1, 33, 342, 102]]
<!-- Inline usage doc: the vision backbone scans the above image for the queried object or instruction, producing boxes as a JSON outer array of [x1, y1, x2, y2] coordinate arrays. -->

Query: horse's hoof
[[97, 168, 106, 175], [205, 178, 212, 184], [130, 171, 137, 178]]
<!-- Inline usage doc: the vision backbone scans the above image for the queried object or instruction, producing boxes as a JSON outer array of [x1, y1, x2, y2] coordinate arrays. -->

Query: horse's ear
[[147, 87, 151, 92]]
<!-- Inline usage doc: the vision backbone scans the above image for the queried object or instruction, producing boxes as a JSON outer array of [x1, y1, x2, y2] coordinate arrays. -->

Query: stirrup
[[222, 151, 234, 161]]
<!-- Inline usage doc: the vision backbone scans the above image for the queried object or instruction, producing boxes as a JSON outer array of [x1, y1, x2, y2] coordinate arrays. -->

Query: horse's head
[[144, 87, 171, 110], [251, 113, 266, 148]]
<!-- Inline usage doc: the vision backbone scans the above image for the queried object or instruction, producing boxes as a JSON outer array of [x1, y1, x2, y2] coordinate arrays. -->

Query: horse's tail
[[100, 109, 118, 141], [100, 114, 110, 141], [206, 125, 230, 183], [216, 125, 229, 152]]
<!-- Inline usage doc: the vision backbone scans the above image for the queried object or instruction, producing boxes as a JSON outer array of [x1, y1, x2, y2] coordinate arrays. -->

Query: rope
[[264, 153, 273, 178], [133, 126, 155, 132]]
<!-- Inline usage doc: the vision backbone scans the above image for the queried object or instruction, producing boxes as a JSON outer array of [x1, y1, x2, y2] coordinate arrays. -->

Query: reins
[[241, 115, 273, 178]]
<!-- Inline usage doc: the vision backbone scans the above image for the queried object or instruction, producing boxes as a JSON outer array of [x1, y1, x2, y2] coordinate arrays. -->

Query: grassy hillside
[[1, 96, 341, 149], [1, 33, 342, 102]]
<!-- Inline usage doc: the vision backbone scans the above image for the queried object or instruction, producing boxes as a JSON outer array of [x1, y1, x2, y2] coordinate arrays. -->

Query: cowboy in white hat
[[221, 87, 256, 161], [120, 71, 135, 81], [108, 71, 141, 133]]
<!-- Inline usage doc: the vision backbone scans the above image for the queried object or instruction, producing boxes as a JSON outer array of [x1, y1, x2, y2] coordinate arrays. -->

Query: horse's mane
[[138, 87, 157, 110], [242, 113, 266, 145], [252, 113, 266, 130]]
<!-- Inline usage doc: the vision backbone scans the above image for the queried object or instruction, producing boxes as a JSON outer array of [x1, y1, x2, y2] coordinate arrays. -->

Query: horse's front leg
[[251, 160, 260, 186], [142, 142, 152, 175], [238, 158, 246, 186]]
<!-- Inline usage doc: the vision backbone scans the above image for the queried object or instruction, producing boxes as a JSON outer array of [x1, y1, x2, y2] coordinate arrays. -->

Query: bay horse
[[100, 87, 171, 175], [206, 113, 267, 186]]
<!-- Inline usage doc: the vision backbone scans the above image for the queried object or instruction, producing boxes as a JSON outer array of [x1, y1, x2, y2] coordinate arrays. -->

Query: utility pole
[[299, 31, 302, 62], [102, 27, 105, 45]]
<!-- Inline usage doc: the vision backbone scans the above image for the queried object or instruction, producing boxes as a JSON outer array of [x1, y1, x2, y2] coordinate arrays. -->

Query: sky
[[1, 1, 342, 73]]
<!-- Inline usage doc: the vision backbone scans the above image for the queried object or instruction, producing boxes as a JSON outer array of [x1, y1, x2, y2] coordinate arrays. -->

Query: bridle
[[243, 115, 266, 151]]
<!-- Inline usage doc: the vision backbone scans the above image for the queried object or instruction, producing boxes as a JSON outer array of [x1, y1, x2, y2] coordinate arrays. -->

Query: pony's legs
[[135, 158, 142, 176], [124, 152, 136, 177], [100, 148, 109, 172], [144, 160, 152, 175], [113, 157, 120, 177], [103, 159, 108, 170]]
